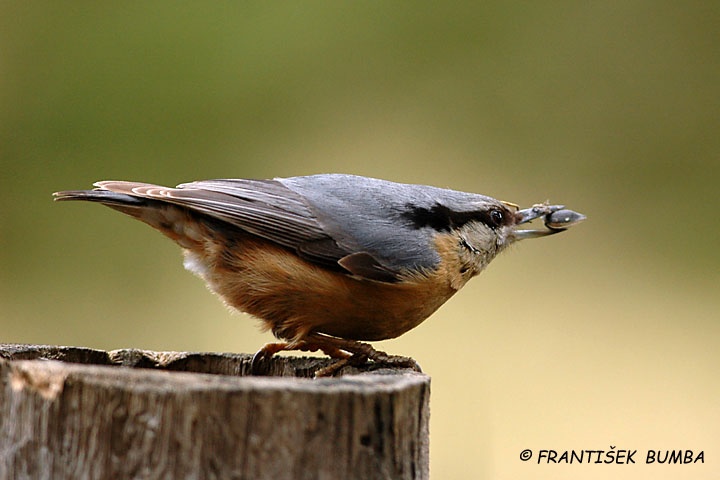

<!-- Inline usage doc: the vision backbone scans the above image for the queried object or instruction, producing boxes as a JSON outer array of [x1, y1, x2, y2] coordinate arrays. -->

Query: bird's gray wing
[[95, 179, 399, 281]]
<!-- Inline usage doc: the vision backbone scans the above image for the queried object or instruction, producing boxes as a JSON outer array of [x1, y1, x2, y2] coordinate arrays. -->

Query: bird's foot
[[250, 334, 420, 377]]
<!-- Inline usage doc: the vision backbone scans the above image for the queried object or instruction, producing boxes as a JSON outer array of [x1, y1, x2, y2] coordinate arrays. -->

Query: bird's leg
[[250, 334, 421, 377], [302, 333, 422, 377], [250, 339, 351, 376], [250, 342, 290, 375]]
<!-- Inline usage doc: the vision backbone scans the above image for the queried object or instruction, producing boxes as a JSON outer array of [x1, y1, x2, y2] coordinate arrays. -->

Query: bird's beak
[[513, 203, 586, 240]]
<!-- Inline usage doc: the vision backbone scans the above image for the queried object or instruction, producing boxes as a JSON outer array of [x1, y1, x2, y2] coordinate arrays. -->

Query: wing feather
[[95, 179, 397, 280], [97, 179, 327, 247]]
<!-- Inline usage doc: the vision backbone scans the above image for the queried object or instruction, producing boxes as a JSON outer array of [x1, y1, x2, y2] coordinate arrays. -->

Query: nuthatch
[[54, 174, 585, 375]]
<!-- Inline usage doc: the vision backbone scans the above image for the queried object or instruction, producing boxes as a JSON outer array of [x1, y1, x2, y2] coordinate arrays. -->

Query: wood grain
[[0, 344, 429, 479]]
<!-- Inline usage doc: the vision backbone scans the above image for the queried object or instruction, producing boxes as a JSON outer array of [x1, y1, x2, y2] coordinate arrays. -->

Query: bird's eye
[[490, 209, 504, 227]]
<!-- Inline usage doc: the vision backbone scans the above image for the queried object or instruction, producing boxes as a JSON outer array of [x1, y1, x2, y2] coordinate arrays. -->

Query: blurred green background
[[1, 2, 718, 479]]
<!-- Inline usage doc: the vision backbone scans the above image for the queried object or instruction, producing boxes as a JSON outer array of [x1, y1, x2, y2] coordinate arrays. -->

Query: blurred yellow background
[[1, 2, 718, 479]]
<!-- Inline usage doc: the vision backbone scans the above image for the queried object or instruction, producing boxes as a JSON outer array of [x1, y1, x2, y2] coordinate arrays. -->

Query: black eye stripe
[[402, 203, 512, 231]]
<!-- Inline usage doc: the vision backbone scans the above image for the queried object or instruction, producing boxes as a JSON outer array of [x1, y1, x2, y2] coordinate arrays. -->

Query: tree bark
[[0, 344, 429, 480]]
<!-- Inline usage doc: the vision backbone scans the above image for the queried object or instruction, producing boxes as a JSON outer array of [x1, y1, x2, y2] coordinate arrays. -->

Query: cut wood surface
[[0, 344, 429, 480]]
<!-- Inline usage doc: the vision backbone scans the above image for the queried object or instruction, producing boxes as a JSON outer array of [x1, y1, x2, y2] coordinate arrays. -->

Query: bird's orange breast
[[183, 223, 463, 343]]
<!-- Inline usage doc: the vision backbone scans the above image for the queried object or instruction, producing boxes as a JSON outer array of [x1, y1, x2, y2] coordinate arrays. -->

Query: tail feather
[[53, 188, 207, 249], [53, 189, 147, 206], [52, 189, 158, 221]]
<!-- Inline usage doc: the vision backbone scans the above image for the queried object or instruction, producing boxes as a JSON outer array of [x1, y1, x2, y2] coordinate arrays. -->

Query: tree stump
[[0, 344, 429, 480]]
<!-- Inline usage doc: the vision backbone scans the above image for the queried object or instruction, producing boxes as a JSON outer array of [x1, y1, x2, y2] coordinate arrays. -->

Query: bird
[[53, 174, 585, 376]]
